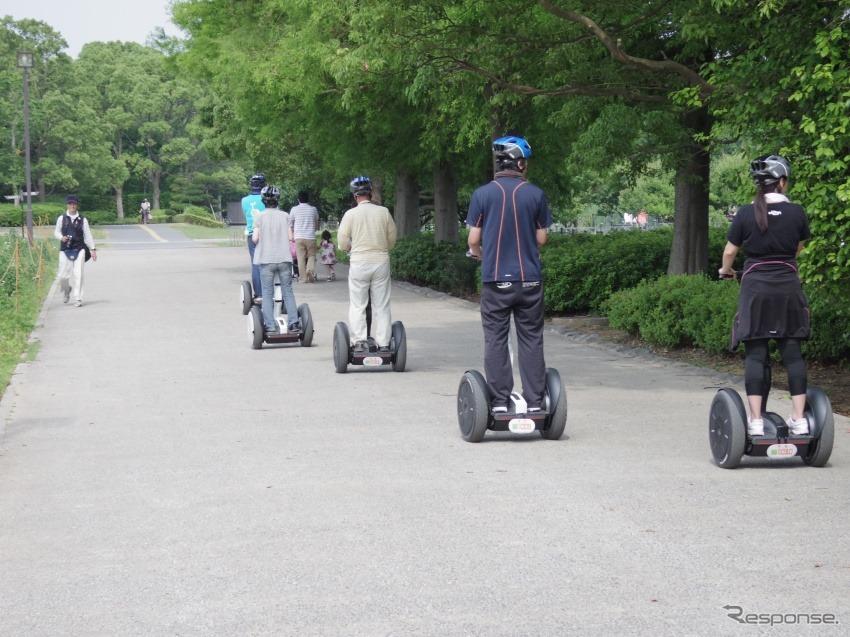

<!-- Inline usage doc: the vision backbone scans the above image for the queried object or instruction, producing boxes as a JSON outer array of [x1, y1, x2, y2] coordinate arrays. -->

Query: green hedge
[[806, 293, 850, 362], [603, 275, 739, 353], [604, 275, 850, 362], [388, 227, 734, 311], [390, 234, 479, 297], [0, 204, 60, 227], [542, 227, 733, 314]]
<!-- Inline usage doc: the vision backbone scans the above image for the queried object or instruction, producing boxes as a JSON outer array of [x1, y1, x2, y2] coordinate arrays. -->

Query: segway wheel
[[457, 370, 490, 443], [540, 368, 567, 440], [391, 321, 406, 372], [802, 386, 834, 467], [333, 322, 350, 373], [708, 389, 746, 469], [241, 281, 253, 315], [298, 304, 314, 348], [248, 305, 264, 350]]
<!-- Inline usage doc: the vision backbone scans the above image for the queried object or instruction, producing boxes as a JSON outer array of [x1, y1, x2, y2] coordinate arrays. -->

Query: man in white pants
[[54, 195, 97, 307], [337, 176, 397, 353]]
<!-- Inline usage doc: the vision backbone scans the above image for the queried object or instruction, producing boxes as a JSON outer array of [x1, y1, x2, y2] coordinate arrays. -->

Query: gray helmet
[[349, 176, 372, 196], [749, 155, 790, 185], [260, 185, 281, 207]]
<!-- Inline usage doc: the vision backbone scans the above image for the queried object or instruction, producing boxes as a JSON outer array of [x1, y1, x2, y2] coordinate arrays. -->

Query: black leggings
[[744, 338, 807, 397]]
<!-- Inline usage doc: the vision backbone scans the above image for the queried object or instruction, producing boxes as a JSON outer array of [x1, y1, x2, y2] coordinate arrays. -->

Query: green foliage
[[605, 274, 850, 362], [390, 234, 479, 297], [180, 205, 212, 217], [0, 235, 55, 395], [542, 227, 732, 314], [80, 210, 118, 225], [617, 164, 675, 221], [0, 203, 67, 227], [604, 275, 740, 354], [805, 291, 850, 362], [703, 1, 850, 299]]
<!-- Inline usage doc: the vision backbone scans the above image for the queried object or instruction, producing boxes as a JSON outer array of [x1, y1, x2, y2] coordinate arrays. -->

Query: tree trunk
[[151, 171, 162, 210], [394, 167, 420, 238], [667, 107, 711, 275], [115, 187, 124, 219], [38, 176, 46, 203], [372, 175, 384, 205], [433, 160, 459, 243]]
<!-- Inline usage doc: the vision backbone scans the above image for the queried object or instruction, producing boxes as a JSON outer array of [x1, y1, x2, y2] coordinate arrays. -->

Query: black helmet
[[260, 185, 281, 207], [749, 155, 790, 185], [249, 173, 267, 189], [349, 175, 372, 196]]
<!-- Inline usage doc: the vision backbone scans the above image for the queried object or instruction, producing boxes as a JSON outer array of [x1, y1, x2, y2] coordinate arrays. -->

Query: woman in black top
[[718, 155, 811, 437]]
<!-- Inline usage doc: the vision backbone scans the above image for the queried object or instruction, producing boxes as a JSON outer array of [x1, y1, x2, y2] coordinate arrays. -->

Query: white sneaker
[[787, 415, 809, 435], [747, 418, 764, 436]]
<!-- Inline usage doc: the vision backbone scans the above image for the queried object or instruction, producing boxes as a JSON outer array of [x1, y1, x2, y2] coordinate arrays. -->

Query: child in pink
[[289, 239, 299, 279], [320, 230, 336, 282]]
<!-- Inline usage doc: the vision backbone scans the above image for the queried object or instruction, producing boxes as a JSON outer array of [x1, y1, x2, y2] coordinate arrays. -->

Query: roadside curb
[[393, 279, 746, 388], [0, 276, 58, 435]]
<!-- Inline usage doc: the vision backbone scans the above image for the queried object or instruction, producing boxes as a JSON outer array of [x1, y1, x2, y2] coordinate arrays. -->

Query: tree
[[704, 0, 850, 297], [0, 17, 72, 201]]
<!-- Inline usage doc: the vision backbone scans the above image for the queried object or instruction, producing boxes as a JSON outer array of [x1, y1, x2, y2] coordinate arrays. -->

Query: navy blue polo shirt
[[467, 176, 552, 282]]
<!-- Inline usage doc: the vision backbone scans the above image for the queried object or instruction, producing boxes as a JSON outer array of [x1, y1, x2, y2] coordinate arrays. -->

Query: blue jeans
[[247, 235, 261, 296], [260, 262, 298, 331]]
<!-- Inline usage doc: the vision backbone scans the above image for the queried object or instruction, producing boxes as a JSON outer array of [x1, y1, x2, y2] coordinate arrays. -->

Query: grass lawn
[[170, 223, 242, 241]]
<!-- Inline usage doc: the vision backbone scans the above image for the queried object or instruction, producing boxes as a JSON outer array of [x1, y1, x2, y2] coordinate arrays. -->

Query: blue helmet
[[493, 136, 532, 161], [349, 175, 372, 196], [249, 173, 267, 190]]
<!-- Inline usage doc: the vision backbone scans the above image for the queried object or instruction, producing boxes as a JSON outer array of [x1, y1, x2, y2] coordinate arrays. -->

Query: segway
[[240, 280, 258, 315], [457, 321, 567, 443], [708, 362, 834, 469], [247, 283, 314, 349], [332, 295, 406, 373], [456, 251, 567, 442]]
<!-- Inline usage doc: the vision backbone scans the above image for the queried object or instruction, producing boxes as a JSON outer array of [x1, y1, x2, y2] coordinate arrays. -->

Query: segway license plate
[[363, 356, 383, 366], [508, 418, 536, 434], [766, 443, 798, 459]]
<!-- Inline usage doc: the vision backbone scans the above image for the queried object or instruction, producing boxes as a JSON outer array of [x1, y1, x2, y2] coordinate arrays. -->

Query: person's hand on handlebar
[[718, 267, 737, 280]]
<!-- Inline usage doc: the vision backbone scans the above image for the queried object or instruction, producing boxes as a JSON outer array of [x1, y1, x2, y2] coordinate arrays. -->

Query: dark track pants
[[480, 281, 546, 409]]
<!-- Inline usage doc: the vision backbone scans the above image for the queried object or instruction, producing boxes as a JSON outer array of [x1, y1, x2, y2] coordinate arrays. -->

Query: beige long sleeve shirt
[[337, 201, 397, 264]]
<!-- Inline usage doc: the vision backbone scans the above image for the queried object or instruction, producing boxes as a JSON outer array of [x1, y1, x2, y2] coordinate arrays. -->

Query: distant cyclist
[[140, 198, 151, 224], [719, 155, 811, 436]]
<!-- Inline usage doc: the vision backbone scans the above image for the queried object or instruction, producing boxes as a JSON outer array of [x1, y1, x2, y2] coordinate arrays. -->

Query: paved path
[[1, 228, 848, 636]]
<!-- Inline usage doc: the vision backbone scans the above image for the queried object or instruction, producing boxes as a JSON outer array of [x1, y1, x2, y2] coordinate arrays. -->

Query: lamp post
[[17, 51, 34, 246]]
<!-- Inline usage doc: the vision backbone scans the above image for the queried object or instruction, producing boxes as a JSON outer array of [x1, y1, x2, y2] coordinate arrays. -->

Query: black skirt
[[729, 261, 810, 351]]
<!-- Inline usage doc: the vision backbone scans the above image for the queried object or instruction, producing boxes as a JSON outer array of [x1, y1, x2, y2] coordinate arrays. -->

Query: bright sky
[[6, 0, 183, 58]]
